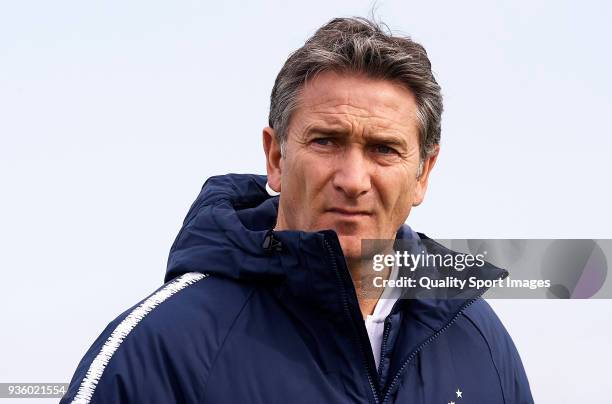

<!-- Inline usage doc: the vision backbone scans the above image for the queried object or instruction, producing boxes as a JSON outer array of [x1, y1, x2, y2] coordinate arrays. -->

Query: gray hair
[[268, 17, 443, 177]]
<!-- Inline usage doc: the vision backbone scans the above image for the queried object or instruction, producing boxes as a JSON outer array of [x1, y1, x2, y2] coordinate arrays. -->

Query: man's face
[[264, 70, 438, 261]]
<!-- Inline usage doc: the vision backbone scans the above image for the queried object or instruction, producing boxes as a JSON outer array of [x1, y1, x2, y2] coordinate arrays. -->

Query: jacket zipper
[[378, 318, 392, 379], [324, 239, 380, 404], [379, 291, 488, 404], [377, 297, 407, 384]]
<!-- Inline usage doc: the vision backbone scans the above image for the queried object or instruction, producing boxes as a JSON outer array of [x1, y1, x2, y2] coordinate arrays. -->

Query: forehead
[[293, 70, 418, 130]]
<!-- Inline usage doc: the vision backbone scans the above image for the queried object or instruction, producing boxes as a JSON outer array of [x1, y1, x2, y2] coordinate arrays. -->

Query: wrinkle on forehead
[[289, 71, 418, 135], [301, 109, 412, 133]]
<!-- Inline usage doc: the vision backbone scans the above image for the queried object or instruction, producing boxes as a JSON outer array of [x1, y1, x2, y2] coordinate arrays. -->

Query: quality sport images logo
[[358, 239, 609, 300]]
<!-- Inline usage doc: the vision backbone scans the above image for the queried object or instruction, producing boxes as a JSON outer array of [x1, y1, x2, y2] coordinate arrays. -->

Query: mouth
[[326, 208, 372, 218]]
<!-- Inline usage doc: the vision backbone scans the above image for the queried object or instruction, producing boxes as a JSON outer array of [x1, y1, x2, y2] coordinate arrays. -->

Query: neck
[[346, 257, 391, 320]]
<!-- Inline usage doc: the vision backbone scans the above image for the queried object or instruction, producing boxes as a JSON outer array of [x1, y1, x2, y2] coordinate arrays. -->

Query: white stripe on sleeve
[[71, 272, 208, 404]]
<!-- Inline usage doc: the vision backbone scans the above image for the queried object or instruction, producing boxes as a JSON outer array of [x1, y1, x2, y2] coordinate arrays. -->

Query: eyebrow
[[307, 126, 408, 148], [306, 126, 350, 136]]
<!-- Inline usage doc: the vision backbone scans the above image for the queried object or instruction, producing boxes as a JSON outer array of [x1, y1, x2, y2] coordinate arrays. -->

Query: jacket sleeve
[[60, 273, 214, 404], [60, 307, 207, 404], [463, 299, 535, 404], [60, 315, 140, 404]]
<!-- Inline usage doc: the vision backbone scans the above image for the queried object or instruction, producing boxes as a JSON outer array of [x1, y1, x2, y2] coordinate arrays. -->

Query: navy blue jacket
[[62, 174, 533, 403]]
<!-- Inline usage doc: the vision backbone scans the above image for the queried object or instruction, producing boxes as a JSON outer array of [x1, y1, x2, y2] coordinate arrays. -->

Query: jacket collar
[[165, 173, 507, 325]]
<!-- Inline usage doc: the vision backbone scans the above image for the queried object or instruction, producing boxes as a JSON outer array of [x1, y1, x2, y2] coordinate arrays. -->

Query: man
[[62, 17, 533, 403]]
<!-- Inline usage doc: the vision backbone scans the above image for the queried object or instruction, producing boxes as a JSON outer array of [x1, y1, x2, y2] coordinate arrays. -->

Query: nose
[[332, 147, 372, 198]]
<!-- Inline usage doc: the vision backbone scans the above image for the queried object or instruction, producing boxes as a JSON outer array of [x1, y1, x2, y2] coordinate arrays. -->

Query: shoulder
[[460, 298, 521, 363], [461, 298, 507, 337], [61, 273, 255, 404], [107, 272, 256, 352], [459, 298, 534, 404]]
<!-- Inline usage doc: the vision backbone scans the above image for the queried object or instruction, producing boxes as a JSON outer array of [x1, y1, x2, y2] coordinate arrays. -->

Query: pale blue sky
[[1, 1, 611, 403]]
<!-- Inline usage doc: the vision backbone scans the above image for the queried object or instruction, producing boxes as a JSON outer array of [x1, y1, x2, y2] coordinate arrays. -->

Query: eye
[[313, 138, 332, 146], [374, 144, 397, 155]]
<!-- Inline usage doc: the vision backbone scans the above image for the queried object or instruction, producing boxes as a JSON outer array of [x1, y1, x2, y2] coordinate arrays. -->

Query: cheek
[[378, 170, 417, 222], [281, 153, 327, 210], [394, 187, 414, 219], [291, 151, 328, 184]]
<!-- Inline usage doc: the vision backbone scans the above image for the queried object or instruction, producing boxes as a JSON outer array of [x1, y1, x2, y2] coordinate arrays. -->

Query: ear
[[262, 126, 282, 192], [412, 145, 440, 207]]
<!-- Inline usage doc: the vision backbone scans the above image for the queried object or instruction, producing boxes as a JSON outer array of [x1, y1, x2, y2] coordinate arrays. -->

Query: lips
[[326, 208, 372, 217]]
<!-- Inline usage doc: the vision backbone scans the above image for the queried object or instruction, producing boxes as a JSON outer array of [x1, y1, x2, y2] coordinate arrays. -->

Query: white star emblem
[[456, 388, 463, 398], [448, 401, 455, 404]]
